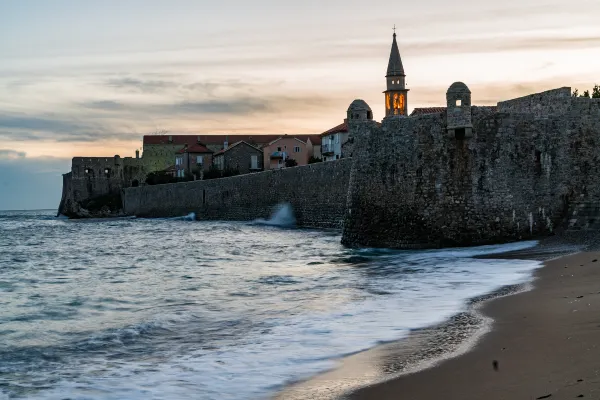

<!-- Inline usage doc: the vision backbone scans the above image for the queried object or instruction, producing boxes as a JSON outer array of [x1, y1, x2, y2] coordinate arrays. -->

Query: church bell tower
[[384, 28, 409, 117]]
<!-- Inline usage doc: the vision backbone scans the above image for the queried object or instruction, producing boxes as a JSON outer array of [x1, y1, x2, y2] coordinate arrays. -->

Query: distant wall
[[58, 156, 147, 217], [342, 91, 600, 249], [497, 87, 571, 117], [123, 159, 351, 229]]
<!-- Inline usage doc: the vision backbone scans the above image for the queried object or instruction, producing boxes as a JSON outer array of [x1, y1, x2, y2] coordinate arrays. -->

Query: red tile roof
[[176, 143, 213, 154], [410, 107, 447, 116], [213, 141, 263, 156], [143, 134, 321, 146], [321, 120, 348, 136]]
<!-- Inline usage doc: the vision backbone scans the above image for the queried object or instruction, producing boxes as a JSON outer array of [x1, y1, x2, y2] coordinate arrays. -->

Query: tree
[[593, 84, 600, 99], [308, 156, 322, 164], [583, 90, 590, 98], [572, 88, 579, 97], [285, 158, 298, 168]]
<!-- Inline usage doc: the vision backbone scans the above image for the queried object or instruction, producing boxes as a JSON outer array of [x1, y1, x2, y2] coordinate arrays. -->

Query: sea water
[[0, 209, 541, 400]]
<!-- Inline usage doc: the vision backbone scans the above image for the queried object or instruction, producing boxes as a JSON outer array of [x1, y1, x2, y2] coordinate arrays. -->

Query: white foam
[[253, 203, 296, 227]]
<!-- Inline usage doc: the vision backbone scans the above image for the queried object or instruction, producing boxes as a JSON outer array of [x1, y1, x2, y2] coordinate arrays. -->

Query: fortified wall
[[122, 158, 351, 229], [341, 86, 600, 249], [58, 156, 147, 217]]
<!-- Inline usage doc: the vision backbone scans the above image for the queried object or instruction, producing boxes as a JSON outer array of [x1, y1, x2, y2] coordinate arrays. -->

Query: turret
[[446, 82, 473, 139]]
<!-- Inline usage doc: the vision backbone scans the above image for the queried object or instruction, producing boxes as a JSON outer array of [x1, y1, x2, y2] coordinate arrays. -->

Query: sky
[[1, 0, 600, 210]]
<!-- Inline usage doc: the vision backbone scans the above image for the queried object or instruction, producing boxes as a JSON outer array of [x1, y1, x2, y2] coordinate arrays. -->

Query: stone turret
[[347, 99, 373, 121], [446, 82, 473, 139]]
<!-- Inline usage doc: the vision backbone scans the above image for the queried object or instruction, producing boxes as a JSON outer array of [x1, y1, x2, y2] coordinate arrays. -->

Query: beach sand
[[348, 251, 600, 400]]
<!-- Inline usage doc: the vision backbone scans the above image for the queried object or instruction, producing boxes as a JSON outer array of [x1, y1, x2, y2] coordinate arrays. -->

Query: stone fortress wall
[[122, 158, 351, 228], [341, 86, 600, 248], [58, 156, 147, 217]]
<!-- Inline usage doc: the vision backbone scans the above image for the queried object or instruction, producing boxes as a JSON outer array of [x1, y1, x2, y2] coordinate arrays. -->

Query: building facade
[[213, 141, 263, 174], [262, 136, 317, 169], [321, 120, 348, 162], [174, 143, 213, 178]]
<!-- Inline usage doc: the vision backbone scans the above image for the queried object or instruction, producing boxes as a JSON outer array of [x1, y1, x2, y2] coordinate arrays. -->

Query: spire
[[386, 32, 405, 77]]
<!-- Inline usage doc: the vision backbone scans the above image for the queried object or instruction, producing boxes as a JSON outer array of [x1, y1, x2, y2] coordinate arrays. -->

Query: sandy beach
[[348, 251, 600, 400]]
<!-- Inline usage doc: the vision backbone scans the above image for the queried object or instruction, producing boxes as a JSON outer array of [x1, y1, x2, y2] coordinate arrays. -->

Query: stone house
[[213, 141, 263, 174], [174, 143, 213, 178], [262, 136, 319, 169]]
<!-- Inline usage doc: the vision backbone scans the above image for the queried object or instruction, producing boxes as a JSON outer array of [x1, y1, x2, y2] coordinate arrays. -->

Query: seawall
[[122, 159, 351, 229]]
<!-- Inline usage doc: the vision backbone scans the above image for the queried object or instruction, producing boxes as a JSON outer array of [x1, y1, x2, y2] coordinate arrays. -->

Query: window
[[196, 155, 204, 165], [294, 146, 301, 153], [456, 99, 462, 107], [251, 155, 258, 169], [277, 147, 282, 152]]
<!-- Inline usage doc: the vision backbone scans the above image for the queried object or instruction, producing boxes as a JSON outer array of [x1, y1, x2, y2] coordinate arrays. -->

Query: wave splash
[[169, 213, 196, 221], [253, 203, 296, 228]]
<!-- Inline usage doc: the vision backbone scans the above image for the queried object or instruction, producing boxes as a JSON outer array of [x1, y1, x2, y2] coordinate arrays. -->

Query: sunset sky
[[1, 0, 600, 209]]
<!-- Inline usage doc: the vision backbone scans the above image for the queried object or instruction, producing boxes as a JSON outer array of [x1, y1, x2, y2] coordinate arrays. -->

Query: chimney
[[135, 150, 140, 159]]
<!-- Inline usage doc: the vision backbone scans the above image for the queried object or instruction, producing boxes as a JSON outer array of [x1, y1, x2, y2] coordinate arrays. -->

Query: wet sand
[[349, 251, 600, 400]]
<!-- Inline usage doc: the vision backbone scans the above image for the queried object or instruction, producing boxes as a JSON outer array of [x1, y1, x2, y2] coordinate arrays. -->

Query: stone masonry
[[122, 159, 351, 229], [342, 87, 600, 249]]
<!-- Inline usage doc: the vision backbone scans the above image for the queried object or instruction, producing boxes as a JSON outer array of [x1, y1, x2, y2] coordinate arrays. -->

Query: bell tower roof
[[386, 32, 405, 77]]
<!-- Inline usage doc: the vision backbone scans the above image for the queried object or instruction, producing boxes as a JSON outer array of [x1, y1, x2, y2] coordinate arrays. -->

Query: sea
[[0, 207, 542, 400]]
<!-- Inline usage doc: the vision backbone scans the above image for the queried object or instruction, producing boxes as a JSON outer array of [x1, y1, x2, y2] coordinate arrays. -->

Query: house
[[174, 143, 213, 178], [213, 141, 263, 174], [262, 135, 319, 169], [320, 119, 349, 162], [142, 134, 321, 172]]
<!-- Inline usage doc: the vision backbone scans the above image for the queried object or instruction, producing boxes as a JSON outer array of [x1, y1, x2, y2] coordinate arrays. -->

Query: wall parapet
[[497, 87, 572, 117]]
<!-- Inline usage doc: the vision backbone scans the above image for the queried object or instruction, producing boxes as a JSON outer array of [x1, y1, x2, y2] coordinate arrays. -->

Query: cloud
[[105, 77, 174, 93], [0, 149, 26, 159], [81, 100, 124, 111]]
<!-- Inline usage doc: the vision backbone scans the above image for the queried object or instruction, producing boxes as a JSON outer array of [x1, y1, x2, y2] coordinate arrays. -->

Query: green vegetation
[[285, 158, 298, 167], [308, 156, 322, 164], [145, 171, 193, 185], [202, 166, 241, 180], [572, 85, 600, 98]]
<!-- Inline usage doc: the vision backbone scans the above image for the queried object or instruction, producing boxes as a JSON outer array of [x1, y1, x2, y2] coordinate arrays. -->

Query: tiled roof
[[266, 135, 322, 146], [410, 107, 447, 116], [213, 141, 263, 156], [176, 143, 213, 154], [321, 120, 348, 136], [143, 134, 321, 146]]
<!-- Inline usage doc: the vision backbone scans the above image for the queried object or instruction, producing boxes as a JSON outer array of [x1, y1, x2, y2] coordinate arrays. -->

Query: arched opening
[[455, 128, 466, 140]]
